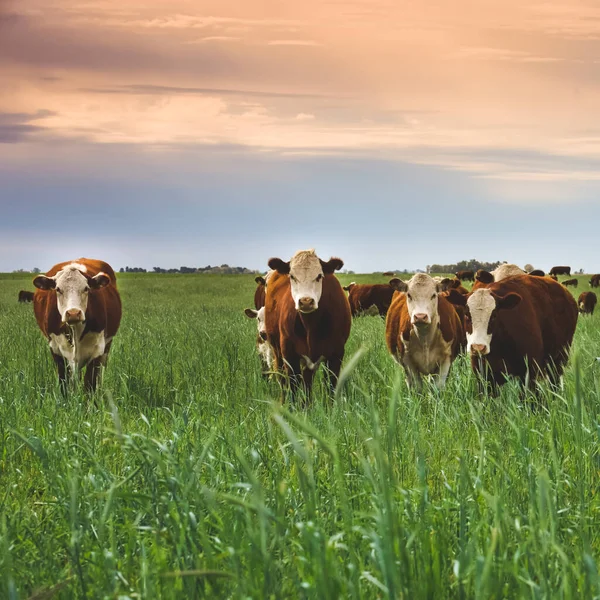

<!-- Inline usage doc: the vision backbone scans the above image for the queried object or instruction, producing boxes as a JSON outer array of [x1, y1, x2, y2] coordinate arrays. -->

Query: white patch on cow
[[492, 263, 525, 281], [49, 328, 106, 372], [245, 307, 274, 372], [52, 266, 92, 323], [404, 273, 440, 327], [69, 262, 88, 273], [289, 249, 324, 313], [466, 289, 497, 354]]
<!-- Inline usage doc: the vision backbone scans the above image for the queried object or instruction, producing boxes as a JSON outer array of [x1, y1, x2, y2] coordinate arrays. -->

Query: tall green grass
[[0, 272, 599, 599]]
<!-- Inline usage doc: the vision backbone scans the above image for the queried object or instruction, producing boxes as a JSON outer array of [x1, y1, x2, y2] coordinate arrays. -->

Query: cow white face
[[390, 273, 441, 327], [463, 289, 521, 355], [33, 264, 110, 325], [269, 250, 343, 314], [245, 306, 267, 340]]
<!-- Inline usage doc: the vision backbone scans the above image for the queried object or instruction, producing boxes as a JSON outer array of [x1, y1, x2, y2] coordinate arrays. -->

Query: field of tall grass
[[0, 271, 599, 599]]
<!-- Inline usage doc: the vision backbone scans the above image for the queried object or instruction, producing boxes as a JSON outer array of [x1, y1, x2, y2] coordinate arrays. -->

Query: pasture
[[1, 271, 600, 599]]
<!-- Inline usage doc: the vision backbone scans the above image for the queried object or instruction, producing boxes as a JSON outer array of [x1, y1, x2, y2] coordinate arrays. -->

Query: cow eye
[[407, 294, 412, 300], [316, 274, 323, 282], [290, 275, 297, 283], [56, 288, 62, 294], [431, 294, 436, 300]]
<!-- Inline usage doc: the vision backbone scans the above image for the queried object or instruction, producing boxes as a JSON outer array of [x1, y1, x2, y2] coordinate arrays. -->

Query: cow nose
[[65, 308, 84, 323], [259, 331, 267, 341], [413, 313, 429, 324], [471, 344, 487, 355], [298, 297, 316, 312]]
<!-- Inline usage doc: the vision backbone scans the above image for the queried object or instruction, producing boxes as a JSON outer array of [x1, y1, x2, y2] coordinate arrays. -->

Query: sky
[[1, 0, 600, 273]]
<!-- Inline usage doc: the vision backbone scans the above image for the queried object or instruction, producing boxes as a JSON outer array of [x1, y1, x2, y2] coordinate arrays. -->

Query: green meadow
[[1, 272, 599, 599]]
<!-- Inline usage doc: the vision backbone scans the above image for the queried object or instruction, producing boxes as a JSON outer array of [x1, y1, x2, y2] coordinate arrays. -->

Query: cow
[[253, 270, 274, 309], [244, 306, 274, 374], [343, 282, 395, 317], [578, 291, 597, 315], [456, 270, 475, 281], [265, 249, 351, 402], [590, 274, 600, 288], [382, 271, 396, 277], [18, 290, 34, 303], [550, 266, 571, 276], [562, 278, 578, 288], [528, 269, 546, 277], [445, 274, 578, 392], [33, 258, 122, 393], [385, 274, 464, 389]]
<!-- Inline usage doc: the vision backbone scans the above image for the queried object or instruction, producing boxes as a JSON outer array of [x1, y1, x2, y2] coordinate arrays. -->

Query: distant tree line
[[119, 264, 259, 274], [427, 259, 504, 274]]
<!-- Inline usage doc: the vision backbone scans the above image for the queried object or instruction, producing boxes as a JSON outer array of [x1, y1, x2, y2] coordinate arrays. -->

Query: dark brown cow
[[385, 274, 464, 389], [254, 276, 266, 309], [578, 291, 597, 315], [550, 265, 571, 276], [265, 250, 351, 402], [446, 275, 578, 391], [343, 282, 395, 317], [528, 269, 545, 277], [456, 270, 475, 281], [589, 274, 600, 288], [562, 278, 578, 288], [382, 271, 396, 277], [33, 258, 122, 393], [18, 290, 34, 303]]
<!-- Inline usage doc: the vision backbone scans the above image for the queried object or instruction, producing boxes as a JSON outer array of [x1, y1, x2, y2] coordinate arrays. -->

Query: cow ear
[[33, 275, 55, 290], [244, 308, 258, 319], [389, 278, 407, 292], [494, 292, 521, 310], [450, 279, 461, 289], [255, 276, 266, 285], [90, 272, 110, 289], [476, 270, 494, 284], [320, 257, 344, 273], [268, 258, 290, 274], [445, 289, 467, 306]]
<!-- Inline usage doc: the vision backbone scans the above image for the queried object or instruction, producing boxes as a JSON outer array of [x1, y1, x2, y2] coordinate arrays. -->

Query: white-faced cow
[[265, 249, 351, 402], [385, 273, 464, 389], [244, 306, 274, 375], [33, 258, 122, 393], [446, 274, 577, 392]]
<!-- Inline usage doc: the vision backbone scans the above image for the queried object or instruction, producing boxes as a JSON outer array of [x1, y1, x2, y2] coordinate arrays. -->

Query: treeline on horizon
[[427, 259, 504, 273], [119, 264, 260, 274]]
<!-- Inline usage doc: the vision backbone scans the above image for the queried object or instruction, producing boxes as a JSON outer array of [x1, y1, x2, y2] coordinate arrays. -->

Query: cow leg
[[435, 355, 452, 390], [402, 357, 422, 391], [52, 353, 68, 395], [324, 354, 344, 396], [84, 355, 105, 392]]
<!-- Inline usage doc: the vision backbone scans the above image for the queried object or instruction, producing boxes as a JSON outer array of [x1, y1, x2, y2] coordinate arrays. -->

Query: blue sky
[[1, 0, 600, 273]]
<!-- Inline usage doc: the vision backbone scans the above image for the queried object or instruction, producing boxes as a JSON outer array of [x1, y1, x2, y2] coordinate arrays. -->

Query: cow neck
[[411, 314, 440, 345]]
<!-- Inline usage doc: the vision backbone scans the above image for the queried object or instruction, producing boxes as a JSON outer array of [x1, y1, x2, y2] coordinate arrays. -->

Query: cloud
[[0, 109, 56, 143], [295, 113, 315, 121], [267, 40, 322, 46]]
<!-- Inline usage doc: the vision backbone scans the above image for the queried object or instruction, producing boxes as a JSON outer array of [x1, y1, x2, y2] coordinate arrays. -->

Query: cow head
[[475, 270, 494, 284], [446, 288, 521, 355], [244, 307, 267, 340], [268, 250, 343, 314], [390, 273, 443, 327], [33, 264, 110, 325], [342, 282, 356, 292]]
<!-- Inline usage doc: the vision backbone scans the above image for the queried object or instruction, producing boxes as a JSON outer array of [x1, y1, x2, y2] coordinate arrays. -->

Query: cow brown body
[[447, 275, 577, 391], [456, 270, 475, 281], [18, 290, 34, 303], [254, 276, 266, 309], [344, 283, 395, 317], [578, 291, 597, 315], [589, 274, 600, 288], [265, 254, 351, 402], [562, 278, 578, 288], [550, 265, 571, 276], [33, 258, 122, 392], [385, 275, 464, 389]]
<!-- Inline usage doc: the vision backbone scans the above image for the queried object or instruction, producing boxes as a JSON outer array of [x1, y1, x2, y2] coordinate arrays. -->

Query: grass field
[[1, 271, 600, 599]]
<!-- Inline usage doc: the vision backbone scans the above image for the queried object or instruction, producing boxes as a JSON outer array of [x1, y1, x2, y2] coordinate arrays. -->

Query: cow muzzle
[[64, 308, 84, 324], [471, 343, 488, 356], [412, 313, 430, 325], [298, 297, 317, 313]]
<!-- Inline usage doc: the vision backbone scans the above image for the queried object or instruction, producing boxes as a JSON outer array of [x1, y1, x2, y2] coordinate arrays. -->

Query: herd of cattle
[[245, 252, 599, 401], [11, 255, 599, 401]]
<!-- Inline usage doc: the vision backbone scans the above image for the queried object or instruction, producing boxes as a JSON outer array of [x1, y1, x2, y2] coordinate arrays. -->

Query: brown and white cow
[[472, 264, 526, 291], [456, 270, 475, 281], [550, 265, 571, 276], [590, 274, 600, 288], [33, 258, 122, 393], [446, 274, 578, 391], [562, 278, 578, 288], [253, 270, 274, 310], [265, 249, 351, 401], [18, 290, 34, 303], [244, 306, 274, 374], [385, 274, 464, 389], [578, 291, 597, 315], [343, 282, 395, 317]]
